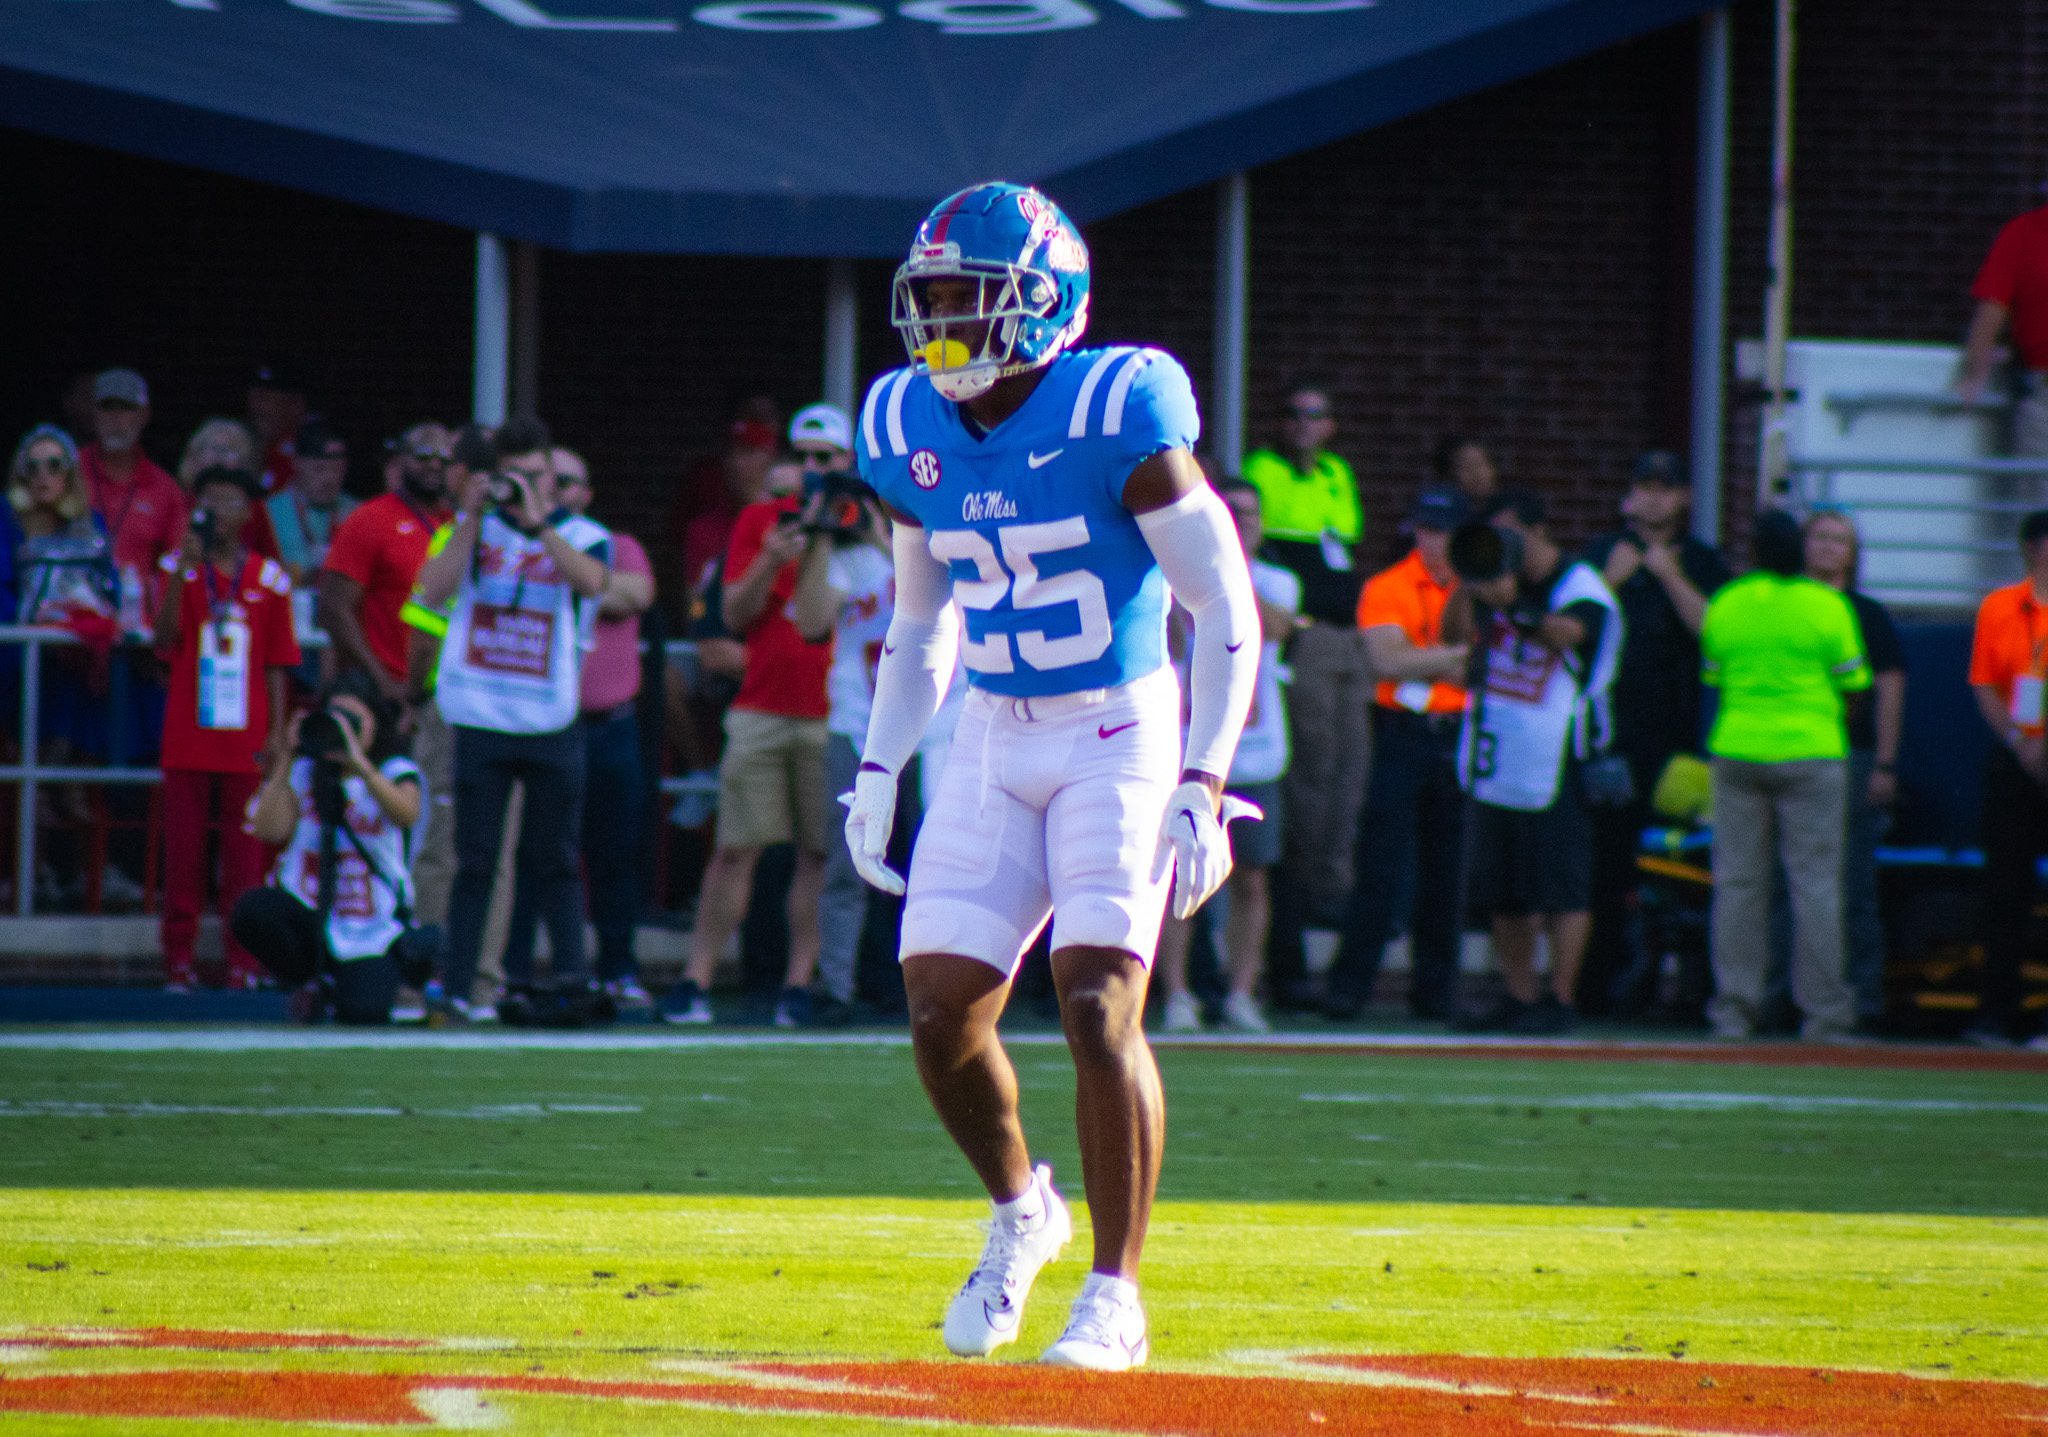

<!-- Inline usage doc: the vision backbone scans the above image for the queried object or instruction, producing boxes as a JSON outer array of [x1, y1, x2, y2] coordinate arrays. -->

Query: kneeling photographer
[[1445, 490, 1623, 1035], [232, 672, 431, 1023]]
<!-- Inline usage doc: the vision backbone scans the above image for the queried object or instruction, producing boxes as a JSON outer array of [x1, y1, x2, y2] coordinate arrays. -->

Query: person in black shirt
[[1579, 452, 1731, 1013], [1770, 509, 1903, 1027]]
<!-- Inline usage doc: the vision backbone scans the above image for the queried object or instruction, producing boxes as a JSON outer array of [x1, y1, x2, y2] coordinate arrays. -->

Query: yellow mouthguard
[[922, 338, 972, 372]]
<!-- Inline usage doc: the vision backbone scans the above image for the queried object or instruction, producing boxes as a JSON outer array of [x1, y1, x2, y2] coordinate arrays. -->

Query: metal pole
[[16, 634, 40, 916], [512, 240, 541, 419], [1213, 172, 1249, 476], [474, 232, 510, 426], [1756, 0, 1796, 510], [1690, 8, 1731, 544], [824, 258, 858, 417]]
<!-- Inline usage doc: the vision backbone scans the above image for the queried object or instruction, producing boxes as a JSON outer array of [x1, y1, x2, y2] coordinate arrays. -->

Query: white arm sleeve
[[1136, 485, 1260, 782], [858, 521, 960, 778]]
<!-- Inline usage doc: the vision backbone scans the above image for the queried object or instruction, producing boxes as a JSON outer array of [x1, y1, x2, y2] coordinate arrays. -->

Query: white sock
[[1080, 1272, 1138, 1307], [992, 1173, 1045, 1231]]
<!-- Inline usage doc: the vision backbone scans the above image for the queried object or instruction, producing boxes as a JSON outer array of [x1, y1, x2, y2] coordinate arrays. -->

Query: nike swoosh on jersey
[[1027, 449, 1064, 469], [1225, 640, 1245, 652], [1098, 721, 1138, 739]]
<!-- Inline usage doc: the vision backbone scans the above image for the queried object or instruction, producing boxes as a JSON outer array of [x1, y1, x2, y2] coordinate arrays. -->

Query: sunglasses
[[1287, 408, 1331, 422], [408, 449, 452, 463], [20, 456, 69, 477]]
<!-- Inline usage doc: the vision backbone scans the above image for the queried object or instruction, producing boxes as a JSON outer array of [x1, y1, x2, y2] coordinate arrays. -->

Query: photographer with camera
[[412, 416, 611, 1023], [785, 404, 916, 1023], [152, 465, 302, 991], [1444, 490, 1623, 1035], [232, 672, 428, 1022], [663, 406, 843, 1027]]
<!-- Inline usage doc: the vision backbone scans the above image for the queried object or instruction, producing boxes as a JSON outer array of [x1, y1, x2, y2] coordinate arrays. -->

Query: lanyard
[[201, 550, 245, 642], [88, 451, 143, 551]]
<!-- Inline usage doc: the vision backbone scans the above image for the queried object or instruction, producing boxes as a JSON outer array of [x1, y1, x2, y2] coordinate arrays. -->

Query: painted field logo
[[911, 448, 943, 489], [3, 1331, 2044, 1435]]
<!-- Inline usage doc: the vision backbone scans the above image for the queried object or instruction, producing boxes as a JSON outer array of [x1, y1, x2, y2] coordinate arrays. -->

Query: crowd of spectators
[[2, 355, 2044, 1048]]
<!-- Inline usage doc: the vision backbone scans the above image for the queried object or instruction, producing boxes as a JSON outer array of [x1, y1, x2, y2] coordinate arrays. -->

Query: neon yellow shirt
[[1241, 448, 1361, 543], [1701, 573, 1870, 762], [397, 522, 456, 688]]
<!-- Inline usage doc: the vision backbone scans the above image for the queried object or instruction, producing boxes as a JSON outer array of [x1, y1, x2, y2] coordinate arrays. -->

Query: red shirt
[[158, 553, 301, 773], [1974, 207, 2048, 370], [81, 445, 185, 575], [323, 493, 446, 680], [727, 496, 831, 720]]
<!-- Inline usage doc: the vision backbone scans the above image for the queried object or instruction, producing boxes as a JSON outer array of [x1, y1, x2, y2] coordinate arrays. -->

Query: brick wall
[[4, 0, 2043, 580]]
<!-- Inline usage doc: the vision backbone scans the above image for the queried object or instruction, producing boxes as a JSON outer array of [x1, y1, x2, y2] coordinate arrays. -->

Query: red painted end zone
[[4, 1336, 2045, 1435]]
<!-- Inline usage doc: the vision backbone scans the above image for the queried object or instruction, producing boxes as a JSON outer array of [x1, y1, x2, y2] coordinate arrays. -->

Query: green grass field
[[2, 1032, 2045, 1434]]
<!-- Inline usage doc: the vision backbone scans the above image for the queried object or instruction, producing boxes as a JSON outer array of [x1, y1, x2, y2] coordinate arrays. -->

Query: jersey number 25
[[929, 518, 1112, 675]]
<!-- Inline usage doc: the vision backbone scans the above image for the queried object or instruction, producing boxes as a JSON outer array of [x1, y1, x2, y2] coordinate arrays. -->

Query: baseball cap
[[93, 368, 149, 407], [1631, 450, 1687, 488], [292, 418, 346, 459], [1405, 485, 1469, 533], [789, 403, 853, 453]]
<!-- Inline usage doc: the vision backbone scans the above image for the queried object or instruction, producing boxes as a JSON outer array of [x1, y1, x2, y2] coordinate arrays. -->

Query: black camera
[[801, 468, 876, 539], [1448, 521, 1523, 585], [298, 706, 349, 759], [188, 506, 218, 553], [485, 472, 530, 516]]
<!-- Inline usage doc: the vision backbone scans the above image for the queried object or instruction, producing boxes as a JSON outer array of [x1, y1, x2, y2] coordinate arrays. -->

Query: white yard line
[[1301, 1091, 2048, 1115]]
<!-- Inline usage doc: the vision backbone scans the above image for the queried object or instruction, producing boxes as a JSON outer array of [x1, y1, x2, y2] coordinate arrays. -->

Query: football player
[[844, 182, 1260, 1370]]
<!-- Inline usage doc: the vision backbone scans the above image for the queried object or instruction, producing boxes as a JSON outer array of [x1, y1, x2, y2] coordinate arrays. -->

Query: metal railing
[[0, 623, 708, 919], [1785, 455, 2048, 602]]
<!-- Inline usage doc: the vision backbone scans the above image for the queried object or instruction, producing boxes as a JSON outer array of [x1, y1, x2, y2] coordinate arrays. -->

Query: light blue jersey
[[857, 346, 1200, 699]]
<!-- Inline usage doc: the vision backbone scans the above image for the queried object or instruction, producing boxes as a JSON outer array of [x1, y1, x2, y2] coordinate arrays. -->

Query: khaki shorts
[[715, 709, 829, 852]]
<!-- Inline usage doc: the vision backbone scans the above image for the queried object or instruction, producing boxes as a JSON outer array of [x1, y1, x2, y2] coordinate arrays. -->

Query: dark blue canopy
[[2, 0, 1713, 255]]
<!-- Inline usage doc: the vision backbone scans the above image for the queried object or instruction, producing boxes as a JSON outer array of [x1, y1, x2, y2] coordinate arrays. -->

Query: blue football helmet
[[891, 182, 1091, 402]]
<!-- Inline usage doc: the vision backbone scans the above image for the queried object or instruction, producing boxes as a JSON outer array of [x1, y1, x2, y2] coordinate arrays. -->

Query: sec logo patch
[[910, 449, 943, 490]]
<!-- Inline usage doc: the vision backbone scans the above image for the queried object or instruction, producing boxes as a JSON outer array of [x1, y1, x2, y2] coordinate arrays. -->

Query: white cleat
[[1162, 990, 1202, 1033], [942, 1164, 1071, 1357], [1221, 992, 1269, 1033], [1041, 1273, 1149, 1371]]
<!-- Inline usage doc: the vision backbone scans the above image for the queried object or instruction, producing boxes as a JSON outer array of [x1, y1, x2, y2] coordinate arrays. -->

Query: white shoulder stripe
[[885, 369, 915, 457], [1068, 348, 1131, 439], [862, 372, 891, 460], [1102, 349, 1156, 437]]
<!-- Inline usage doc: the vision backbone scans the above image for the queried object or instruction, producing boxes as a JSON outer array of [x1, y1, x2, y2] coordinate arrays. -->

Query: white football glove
[[1153, 781, 1264, 921], [839, 767, 906, 895]]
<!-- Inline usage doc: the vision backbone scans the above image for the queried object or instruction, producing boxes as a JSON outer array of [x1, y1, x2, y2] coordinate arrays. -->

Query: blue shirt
[[857, 346, 1200, 699]]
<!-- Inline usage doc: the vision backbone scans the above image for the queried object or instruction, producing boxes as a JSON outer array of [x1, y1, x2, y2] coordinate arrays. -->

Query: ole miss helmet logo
[[910, 449, 943, 489]]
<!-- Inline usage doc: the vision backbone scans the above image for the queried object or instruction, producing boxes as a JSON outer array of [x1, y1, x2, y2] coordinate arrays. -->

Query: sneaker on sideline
[[606, 977, 655, 1015], [1221, 992, 1269, 1033], [1961, 1022, 2016, 1049], [1162, 990, 1202, 1033], [660, 979, 713, 1026], [1041, 1272, 1148, 1371], [773, 986, 812, 1029], [943, 1163, 1071, 1357]]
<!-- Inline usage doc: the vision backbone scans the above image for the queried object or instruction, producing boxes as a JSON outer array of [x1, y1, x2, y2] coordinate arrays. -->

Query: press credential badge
[[198, 619, 251, 730]]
